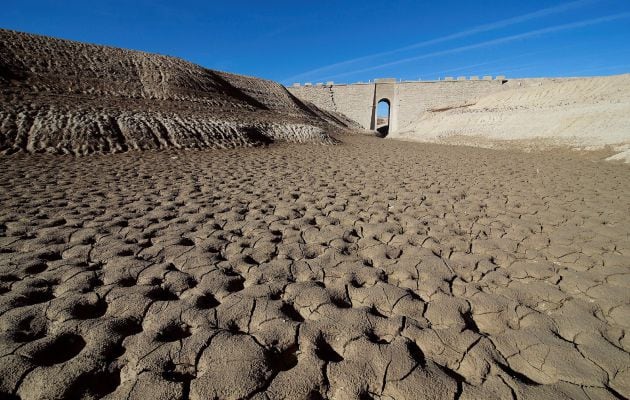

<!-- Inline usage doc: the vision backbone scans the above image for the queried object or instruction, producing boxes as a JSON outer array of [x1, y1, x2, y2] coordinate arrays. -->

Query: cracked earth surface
[[0, 134, 629, 400]]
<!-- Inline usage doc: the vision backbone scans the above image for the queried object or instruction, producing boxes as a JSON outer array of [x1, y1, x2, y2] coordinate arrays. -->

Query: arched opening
[[376, 99, 390, 137]]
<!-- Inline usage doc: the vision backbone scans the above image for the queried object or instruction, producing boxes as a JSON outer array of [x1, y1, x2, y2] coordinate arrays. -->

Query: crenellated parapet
[[288, 75, 507, 88]]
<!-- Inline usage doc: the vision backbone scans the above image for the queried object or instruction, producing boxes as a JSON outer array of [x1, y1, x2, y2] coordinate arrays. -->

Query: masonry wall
[[289, 84, 375, 129], [288, 80, 507, 133], [395, 80, 505, 130]]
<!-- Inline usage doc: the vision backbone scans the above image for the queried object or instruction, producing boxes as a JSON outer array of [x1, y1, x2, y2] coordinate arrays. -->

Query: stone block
[[374, 78, 397, 83]]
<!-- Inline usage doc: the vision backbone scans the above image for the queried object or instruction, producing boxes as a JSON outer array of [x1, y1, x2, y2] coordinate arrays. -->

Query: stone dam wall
[[287, 79, 508, 133], [288, 75, 630, 158]]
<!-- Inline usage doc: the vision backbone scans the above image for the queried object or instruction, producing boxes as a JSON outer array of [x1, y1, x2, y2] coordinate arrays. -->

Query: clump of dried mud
[[0, 29, 356, 155], [1, 135, 628, 399]]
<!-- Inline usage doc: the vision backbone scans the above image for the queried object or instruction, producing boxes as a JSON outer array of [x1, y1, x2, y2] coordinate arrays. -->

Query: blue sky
[[2, 0, 630, 84]]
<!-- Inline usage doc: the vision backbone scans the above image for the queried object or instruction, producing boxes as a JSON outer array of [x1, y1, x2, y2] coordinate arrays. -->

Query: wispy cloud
[[316, 12, 630, 81], [417, 50, 546, 80], [417, 60, 499, 80], [284, 0, 596, 82], [569, 63, 630, 75]]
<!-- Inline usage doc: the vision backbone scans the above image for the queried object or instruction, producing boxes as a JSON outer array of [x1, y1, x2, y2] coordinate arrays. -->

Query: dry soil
[[395, 74, 630, 162], [0, 134, 629, 400]]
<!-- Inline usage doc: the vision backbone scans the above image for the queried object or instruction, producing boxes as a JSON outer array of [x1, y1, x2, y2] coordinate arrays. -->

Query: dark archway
[[375, 98, 390, 137]]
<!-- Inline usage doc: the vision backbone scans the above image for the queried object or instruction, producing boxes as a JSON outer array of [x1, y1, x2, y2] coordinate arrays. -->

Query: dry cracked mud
[[0, 134, 629, 400]]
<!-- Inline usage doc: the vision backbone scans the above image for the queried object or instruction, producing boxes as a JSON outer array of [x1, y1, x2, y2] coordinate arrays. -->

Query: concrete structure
[[288, 78, 507, 135]]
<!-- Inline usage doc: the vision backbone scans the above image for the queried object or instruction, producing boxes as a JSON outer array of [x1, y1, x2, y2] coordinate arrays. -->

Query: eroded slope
[[394, 75, 630, 159], [0, 29, 355, 154]]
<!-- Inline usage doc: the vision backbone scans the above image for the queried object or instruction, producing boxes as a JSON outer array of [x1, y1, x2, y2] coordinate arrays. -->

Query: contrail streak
[[318, 12, 630, 81], [284, 0, 596, 82]]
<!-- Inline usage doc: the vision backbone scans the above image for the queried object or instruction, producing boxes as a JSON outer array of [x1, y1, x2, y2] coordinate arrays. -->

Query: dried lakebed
[[0, 135, 629, 399]]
